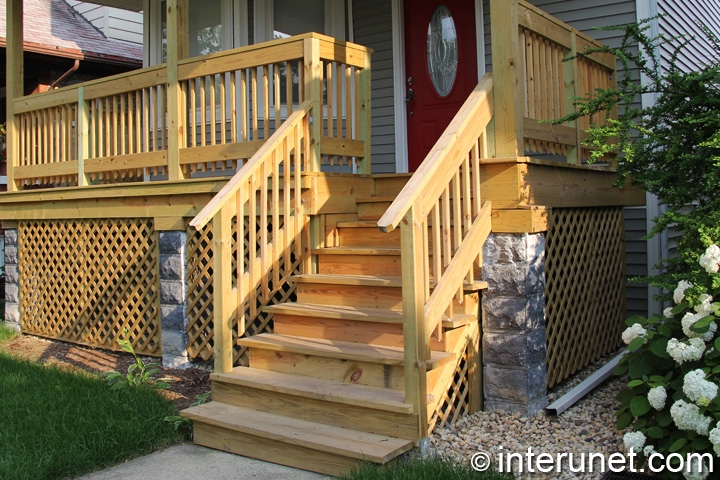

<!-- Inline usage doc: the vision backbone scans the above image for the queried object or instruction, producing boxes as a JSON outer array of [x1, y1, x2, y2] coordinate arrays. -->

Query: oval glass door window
[[427, 5, 458, 97]]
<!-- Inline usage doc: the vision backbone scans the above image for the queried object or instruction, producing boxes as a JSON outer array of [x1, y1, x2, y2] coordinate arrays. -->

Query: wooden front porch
[[2, 0, 644, 475]]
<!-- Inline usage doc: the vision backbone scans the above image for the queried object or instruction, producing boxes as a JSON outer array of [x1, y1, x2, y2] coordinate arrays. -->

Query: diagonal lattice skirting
[[545, 207, 626, 388], [18, 218, 161, 356]]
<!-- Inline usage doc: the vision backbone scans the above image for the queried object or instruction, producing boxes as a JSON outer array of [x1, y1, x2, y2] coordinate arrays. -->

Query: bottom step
[[182, 402, 414, 476]]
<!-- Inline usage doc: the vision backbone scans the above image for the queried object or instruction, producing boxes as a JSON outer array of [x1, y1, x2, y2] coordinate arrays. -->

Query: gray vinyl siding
[[658, 0, 720, 73], [67, 1, 144, 44], [352, 0, 397, 173], [523, 0, 648, 318]]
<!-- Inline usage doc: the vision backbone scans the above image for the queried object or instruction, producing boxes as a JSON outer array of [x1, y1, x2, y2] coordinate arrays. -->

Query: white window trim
[[254, 0, 345, 42]]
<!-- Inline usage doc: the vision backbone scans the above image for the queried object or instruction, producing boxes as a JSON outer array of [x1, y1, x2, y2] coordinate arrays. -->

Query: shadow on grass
[[0, 352, 182, 480]]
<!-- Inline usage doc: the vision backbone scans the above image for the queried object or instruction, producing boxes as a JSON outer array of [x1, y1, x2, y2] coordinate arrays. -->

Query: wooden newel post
[[303, 37, 323, 172], [6, 0, 24, 192], [166, 0, 189, 181], [489, 0, 524, 158], [213, 203, 235, 373], [77, 87, 91, 186], [401, 207, 429, 440], [357, 51, 372, 175]]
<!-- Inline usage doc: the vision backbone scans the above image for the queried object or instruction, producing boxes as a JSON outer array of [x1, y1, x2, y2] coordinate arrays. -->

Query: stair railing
[[377, 73, 494, 436], [190, 102, 313, 373]]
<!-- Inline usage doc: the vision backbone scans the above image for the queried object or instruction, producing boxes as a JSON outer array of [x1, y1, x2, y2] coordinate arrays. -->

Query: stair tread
[[265, 303, 404, 323], [312, 246, 400, 255], [292, 274, 402, 287], [212, 367, 414, 413], [355, 196, 395, 203], [292, 273, 487, 291], [238, 333, 455, 369], [182, 402, 413, 463], [336, 221, 383, 228]]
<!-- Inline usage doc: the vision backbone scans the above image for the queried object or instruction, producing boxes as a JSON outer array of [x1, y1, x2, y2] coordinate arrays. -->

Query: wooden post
[[401, 207, 429, 441], [564, 33, 581, 165], [357, 51, 372, 175], [489, 0, 523, 158], [166, 0, 189, 181], [6, 0, 24, 192], [467, 320, 483, 413], [303, 37, 322, 172], [77, 87, 91, 186], [213, 202, 235, 373]]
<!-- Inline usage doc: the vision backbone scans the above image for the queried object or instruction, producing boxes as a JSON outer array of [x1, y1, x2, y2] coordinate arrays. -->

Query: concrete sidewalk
[[78, 443, 332, 480]]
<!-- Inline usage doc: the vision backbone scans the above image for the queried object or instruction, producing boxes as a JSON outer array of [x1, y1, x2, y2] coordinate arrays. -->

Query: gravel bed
[[431, 350, 630, 479]]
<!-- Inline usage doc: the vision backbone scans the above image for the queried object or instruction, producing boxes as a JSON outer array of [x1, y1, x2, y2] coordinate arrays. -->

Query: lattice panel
[[430, 346, 471, 433], [18, 219, 160, 356], [545, 207, 625, 387], [186, 217, 300, 366]]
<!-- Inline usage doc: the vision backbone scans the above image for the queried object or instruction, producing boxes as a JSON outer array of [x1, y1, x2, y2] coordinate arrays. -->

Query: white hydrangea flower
[[675, 280, 694, 305], [647, 386, 667, 410], [643, 445, 655, 457], [671, 400, 712, 435], [683, 369, 718, 405], [709, 426, 720, 455], [664, 307, 675, 318], [683, 454, 711, 480], [667, 338, 706, 364], [699, 244, 720, 274], [622, 323, 648, 345], [682, 311, 717, 341], [623, 431, 646, 452], [694, 294, 714, 316]]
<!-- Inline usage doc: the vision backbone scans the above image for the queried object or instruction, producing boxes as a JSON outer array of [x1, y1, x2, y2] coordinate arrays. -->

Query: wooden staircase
[[182, 179, 484, 476]]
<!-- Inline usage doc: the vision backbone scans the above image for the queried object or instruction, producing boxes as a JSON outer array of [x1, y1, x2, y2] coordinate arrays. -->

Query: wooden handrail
[[377, 74, 493, 233], [190, 101, 312, 230]]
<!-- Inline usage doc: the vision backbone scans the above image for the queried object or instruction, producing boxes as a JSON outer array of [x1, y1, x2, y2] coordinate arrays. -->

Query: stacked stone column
[[159, 231, 191, 368], [482, 233, 548, 415], [4, 228, 20, 331]]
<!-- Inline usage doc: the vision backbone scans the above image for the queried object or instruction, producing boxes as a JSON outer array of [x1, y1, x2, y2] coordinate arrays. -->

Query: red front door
[[404, 0, 478, 171]]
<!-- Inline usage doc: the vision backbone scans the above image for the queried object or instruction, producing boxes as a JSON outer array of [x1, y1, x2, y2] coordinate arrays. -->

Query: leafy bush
[[616, 247, 719, 479], [555, 18, 720, 480]]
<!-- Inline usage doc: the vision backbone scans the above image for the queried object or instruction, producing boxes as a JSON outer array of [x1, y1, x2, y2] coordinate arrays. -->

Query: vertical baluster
[[274, 63, 281, 131], [260, 160, 269, 302], [285, 61, 293, 117], [272, 147, 281, 288], [283, 126, 292, 275], [189, 79, 197, 148], [251, 69, 259, 141], [230, 71, 237, 145], [240, 70, 248, 143], [220, 73, 227, 146], [209, 75, 217, 146], [200, 77, 207, 146], [294, 121, 303, 266], [524, 30, 534, 119], [236, 188, 246, 337], [432, 201, 442, 287], [263, 65, 270, 139], [248, 171, 258, 320]]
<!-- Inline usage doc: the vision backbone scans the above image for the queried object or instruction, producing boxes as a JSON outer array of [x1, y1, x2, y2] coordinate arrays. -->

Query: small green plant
[[104, 329, 171, 390], [164, 391, 212, 438]]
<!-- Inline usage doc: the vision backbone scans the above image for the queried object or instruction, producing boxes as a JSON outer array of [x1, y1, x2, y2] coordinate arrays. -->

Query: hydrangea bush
[[616, 244, 720, 479]]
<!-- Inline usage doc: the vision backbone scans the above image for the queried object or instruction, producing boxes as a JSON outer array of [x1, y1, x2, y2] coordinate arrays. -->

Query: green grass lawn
[[0, 324, 182, 480], [343, 455, 515, 480]]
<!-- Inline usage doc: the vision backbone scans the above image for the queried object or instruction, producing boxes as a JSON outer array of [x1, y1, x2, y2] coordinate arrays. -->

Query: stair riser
[[248, 348, 406, 390], [275, 315, 405, 348], [373, 175, 411, 197], [274, 315, 452, 351], [317, 253, 402, 276], [337, 227, 401, 247], [193, 422, 364, 477], [357, 202, 392, 221], [297, 284, 480, 314], [212, 381, 419, 439]]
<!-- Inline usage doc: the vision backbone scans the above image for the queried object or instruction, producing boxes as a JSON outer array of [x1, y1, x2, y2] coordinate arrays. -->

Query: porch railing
[[190, 102, 313, 372], [492, 0, 618, 163], [377, 73, 494, 435], [8, 33, 371, 190]]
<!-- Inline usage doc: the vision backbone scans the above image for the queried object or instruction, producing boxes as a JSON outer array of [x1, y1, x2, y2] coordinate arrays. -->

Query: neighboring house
[[0, 0, 143, 191], [2, 0, 714, 474], [65, 0, 143, 45]]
